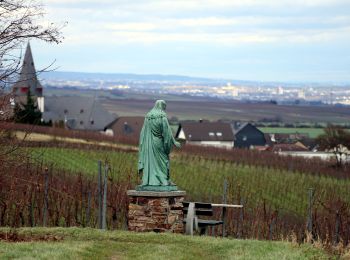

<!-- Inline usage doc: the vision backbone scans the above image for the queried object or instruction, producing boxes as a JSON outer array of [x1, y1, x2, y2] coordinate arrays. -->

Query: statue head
[[154, 100, 166, 111], [146, 100, 167, 119]]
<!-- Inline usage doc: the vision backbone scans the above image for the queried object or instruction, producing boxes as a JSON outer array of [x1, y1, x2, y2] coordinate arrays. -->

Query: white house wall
[[188, 141, 233, 149], [105, 129, 114, 136], [279, 151, 350, 162], [37, 97, 44, 113], [178, 128, 186, 139]]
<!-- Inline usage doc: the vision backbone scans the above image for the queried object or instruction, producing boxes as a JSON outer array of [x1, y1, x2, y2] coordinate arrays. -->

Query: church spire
[[13, 42, 43, 97]]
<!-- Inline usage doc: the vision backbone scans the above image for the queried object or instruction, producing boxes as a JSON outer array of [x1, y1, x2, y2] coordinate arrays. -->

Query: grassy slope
[[28, 147, 350, 217], [0, 227, 328, 260]]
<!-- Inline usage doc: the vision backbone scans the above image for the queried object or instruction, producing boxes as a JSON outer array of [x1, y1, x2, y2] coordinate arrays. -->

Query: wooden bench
[[182, 201, 243, 236]]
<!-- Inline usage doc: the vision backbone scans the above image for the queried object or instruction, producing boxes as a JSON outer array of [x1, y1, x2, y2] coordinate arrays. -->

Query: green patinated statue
[[137, 100, 180, 191]]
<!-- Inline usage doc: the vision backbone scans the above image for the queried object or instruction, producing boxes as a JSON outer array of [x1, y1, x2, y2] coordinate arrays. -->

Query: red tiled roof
[[269, 143, 309, 152], [105, 116, 144, 138]]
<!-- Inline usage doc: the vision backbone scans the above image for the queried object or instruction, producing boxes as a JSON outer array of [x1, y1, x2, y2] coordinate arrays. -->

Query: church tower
[[12, 43, 44, 112]]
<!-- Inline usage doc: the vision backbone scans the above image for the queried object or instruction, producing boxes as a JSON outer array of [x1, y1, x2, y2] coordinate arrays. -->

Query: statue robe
[[138, 111, 176, 186]]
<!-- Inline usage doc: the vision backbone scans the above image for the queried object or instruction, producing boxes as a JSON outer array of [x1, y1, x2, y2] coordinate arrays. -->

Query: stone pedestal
[[127, 190, 186, 233]]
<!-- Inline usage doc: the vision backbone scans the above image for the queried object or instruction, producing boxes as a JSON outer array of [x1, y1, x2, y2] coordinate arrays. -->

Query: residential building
[[176, 121, 234, 149], [104, 116, 144, 140], [232, 122, 266, 148]]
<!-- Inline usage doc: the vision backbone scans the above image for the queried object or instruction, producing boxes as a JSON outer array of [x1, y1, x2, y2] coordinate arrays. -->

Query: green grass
[[258, 127, 325, 138], [27, 147, 350, 217], [0, 227, 329, 259]]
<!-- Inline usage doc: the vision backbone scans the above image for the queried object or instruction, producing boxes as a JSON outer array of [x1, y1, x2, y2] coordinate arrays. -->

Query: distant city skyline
[[29, 0, 350, 83]]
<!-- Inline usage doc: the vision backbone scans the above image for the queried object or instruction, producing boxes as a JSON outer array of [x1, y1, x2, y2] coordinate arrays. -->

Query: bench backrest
[[182, 201, 213, 216]]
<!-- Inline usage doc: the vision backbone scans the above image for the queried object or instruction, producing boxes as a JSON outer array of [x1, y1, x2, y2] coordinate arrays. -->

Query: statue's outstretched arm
[[162, 117, 180, 153]]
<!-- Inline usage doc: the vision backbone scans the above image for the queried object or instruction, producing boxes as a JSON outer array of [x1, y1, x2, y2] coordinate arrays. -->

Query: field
[[101, 98, 350, 124], [45, 88, 350, 125], [258, 127, 325, 138], [0, 227, 329, 259]]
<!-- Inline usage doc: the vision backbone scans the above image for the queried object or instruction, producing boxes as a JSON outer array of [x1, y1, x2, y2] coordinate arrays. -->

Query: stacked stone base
[[127, 190, 186, 233]]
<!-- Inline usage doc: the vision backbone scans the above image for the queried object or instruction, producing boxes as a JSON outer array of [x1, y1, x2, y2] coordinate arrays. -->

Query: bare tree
[[0, 0, 64, 88], [316, 125, 350, 167], [0, 0, 64, 162]]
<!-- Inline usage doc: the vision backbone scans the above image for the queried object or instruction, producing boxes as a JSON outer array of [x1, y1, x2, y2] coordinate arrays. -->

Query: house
[[268, 133, 310, 143], [104, 116, 144, 140], [176, 121, 268, 149], [265, 132, 317, 151], [299, 138, 318, 152], [264, 133, 274, 147], [232, 122, 266, 148], [176, 121, 234, 149], [268, 143, 309, 152], [293, 141, 309, 150]]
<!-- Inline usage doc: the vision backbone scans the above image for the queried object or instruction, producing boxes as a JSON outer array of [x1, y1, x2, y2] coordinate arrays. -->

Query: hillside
[[0, 227, 328, 259]]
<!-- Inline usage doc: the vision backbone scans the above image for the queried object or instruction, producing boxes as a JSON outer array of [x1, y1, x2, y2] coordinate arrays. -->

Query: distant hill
[[40, 71, 224, 84], [39, 70, 350, 88], [40, 70, 286, 87]]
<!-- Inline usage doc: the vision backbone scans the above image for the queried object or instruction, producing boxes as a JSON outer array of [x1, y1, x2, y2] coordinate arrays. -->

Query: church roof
[[42, 96, 116, 131], [13, 43, 43, 97]]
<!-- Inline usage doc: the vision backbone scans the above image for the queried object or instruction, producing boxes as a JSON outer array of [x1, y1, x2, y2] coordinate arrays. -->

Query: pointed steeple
[[13, 42, 43, 97]]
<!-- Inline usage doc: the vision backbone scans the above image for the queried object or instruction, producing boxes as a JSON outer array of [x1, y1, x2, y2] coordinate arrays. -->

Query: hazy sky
[[31, 0, 350, 83]]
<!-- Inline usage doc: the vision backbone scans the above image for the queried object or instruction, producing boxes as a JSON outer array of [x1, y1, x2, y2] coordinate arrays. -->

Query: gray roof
[[231, 122, 249, 134], [13, 43, 43, 97], [42, 96, 116, 131]]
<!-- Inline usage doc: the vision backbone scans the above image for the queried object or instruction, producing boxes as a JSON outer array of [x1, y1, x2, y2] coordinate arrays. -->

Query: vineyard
[[1, 122, 350, 253], [27, 145, 350, 217]]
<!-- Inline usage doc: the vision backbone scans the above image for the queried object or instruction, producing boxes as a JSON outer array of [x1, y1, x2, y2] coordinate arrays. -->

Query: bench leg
[[199, 227, 207, 236], [185, 203, 196, 236]]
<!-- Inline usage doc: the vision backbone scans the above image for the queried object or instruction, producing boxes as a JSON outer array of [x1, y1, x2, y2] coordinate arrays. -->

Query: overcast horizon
[[29, 0, 350, 84]]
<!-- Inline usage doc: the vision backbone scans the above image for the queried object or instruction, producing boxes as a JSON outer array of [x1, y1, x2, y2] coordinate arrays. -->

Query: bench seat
[[183, 219, 223, 226]]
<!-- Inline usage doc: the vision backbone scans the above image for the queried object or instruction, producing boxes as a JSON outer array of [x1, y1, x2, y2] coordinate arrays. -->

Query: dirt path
[[14, 131, 138, 152]]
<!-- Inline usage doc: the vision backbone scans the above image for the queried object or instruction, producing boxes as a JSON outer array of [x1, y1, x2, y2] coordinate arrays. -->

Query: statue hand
[[175, 141, 181, 148]]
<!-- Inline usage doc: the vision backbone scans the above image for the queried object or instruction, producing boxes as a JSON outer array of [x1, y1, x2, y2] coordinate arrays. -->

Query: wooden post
[[43, 167, 49, 227], [29, 202, 34, 227], [86, 191, 91, 227], [98, 161, 102, 229], [307, 188, 313, 235], [334, 210, 340, 245], [102, 163, 108, 230], [237, 198, 244, 239], [269, 218, 275, 240], [222, 179, 228, 237]]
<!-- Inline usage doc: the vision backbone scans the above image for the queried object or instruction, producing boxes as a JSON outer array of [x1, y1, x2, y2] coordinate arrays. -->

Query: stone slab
[[136, 185, 178, 192], [127, 190, 186, 197]]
